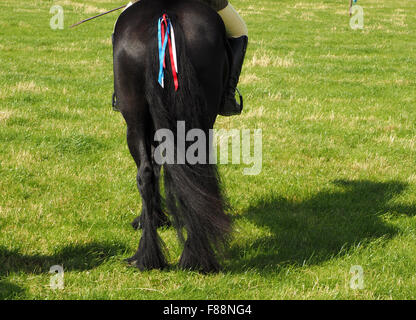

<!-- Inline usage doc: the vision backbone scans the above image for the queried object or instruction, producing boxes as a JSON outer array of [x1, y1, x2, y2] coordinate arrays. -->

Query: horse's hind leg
[[118, 100, 167, 270], [125, 120, 167, 270], [113, 30, 168, 269], [131, 153, 170, 230], [150, 158, 171, 228]]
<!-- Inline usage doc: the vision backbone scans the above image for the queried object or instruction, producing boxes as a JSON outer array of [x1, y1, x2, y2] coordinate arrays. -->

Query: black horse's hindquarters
[[113, 0, 229, 119], [112, 0, 231, 273]]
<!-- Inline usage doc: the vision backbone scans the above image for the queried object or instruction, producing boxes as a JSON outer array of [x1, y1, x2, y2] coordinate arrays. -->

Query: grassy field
[[1, 0, 416, 300]]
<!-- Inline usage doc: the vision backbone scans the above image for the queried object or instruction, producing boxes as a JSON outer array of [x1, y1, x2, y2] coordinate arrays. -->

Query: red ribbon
[[160, 14, 179, 91]]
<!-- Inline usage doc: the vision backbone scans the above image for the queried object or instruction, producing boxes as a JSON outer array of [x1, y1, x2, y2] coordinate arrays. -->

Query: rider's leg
[[217, 3, 248, 116]]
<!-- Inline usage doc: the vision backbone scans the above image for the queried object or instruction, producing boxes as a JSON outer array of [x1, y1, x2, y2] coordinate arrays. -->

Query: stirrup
[[112, 92, 120, 112]]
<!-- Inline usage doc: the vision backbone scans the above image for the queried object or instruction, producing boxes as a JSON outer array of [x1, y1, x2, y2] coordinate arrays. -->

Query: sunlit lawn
[[1, 0, 416, 299]]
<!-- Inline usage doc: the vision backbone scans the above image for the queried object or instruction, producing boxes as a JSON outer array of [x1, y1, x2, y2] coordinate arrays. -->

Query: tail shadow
[[228, 179, 416, 272]]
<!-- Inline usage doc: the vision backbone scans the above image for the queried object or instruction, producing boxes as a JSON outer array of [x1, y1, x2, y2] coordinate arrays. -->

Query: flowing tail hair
[[144, 15, 231, 272]]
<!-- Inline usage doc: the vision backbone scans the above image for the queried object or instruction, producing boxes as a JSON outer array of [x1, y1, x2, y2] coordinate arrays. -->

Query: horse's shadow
[[228, 179, 416, 272], [1, 179, 414, 285], [0, 242, 127, 298]]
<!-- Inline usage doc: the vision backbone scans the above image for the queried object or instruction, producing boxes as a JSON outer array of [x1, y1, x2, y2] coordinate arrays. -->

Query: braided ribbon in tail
[[158, 14, 179, 91]]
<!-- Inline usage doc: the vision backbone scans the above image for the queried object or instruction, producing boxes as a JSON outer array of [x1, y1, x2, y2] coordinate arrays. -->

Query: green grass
[[1, 0, 416, 299]]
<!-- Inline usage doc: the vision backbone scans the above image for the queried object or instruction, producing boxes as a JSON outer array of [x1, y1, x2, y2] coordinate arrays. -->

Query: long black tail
[[144, 16, 231, 272]]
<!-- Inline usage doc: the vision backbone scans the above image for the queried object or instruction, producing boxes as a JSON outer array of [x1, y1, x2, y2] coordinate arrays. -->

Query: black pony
[[113, 0, 231, 273]]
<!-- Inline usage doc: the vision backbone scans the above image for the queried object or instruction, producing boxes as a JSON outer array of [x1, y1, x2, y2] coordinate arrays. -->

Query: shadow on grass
[[0, 242, 126, 299], [228, 179, 416, 272], [0, 242, 127, 277], [0, 280, 25, 299]]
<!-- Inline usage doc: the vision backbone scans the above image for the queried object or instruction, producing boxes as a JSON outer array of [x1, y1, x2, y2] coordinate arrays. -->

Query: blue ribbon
[[158, 16, 171, 87]]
